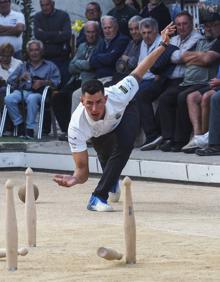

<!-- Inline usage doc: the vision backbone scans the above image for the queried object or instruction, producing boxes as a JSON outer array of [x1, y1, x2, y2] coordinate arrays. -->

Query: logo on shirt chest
[[119, 85, 128, 94]]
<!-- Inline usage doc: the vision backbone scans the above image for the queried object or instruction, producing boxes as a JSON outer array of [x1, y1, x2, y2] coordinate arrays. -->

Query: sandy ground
[[1, 171, 220, 282]]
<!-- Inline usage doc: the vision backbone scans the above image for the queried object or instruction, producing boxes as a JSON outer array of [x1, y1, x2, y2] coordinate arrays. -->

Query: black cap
[[201, 12, 220, 24]]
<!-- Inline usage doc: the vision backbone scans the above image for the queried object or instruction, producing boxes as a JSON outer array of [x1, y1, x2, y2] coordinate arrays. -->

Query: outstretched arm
[[131, 22, 176, 79], [53, 151, 89, 188]]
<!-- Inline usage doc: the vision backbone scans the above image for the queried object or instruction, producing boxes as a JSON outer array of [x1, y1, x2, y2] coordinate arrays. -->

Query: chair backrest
[[37, 86, 57, 139], [0, 85, 57, 139], [0, 85, 11, 137]]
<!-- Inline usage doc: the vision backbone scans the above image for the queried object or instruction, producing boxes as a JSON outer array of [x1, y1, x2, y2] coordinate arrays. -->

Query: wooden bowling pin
[[123, 176, 136, 264], [97, 247, 123, 260], [0, 247, 28, 258], [25, 167, 36, 247], [5, 179, 18, 271]]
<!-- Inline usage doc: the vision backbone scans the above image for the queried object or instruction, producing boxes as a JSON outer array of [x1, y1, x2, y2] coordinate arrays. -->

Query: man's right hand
[[20, 72, 30, 81], [53, 174, 79, 187], [209, 78, 220, 89]]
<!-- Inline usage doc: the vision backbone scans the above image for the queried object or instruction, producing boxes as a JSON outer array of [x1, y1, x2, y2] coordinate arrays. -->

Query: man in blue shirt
[[5, 39, 60, 138]]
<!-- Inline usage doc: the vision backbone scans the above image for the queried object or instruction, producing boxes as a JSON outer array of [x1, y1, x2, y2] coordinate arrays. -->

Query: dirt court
[[1, 171, 220, 282]]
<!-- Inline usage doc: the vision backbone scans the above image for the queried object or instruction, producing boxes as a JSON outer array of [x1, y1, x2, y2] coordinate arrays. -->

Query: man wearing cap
[[181, 13, 220, 65]]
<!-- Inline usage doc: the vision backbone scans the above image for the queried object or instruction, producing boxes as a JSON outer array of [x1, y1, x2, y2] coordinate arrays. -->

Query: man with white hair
[[5, 40, 60, 139], [90, 15, 129, 84]]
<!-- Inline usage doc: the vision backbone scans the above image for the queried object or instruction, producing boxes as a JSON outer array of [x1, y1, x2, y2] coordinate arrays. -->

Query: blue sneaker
[[109, 181, 121, 203], [87, 195, 113, 212]]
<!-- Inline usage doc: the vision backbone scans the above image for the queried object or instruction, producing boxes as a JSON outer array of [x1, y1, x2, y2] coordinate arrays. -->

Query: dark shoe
[[2, 130, 13, 137], [195, 145, 220, 156], [58, 133, 68, 141], [171, 142, 185, 152], [87, 139, 93, 147], [17, 123, 25, 137], [26, 128, 34, 139], [140, 136, 163, 151], [160, 139, 173, 152]]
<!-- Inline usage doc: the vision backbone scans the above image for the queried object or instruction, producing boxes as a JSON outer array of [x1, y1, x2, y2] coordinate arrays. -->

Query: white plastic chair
[[0, 85, 57, 139], [0, 84, 11, 137]]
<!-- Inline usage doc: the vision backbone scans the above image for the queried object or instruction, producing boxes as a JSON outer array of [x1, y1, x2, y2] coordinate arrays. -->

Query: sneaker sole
[[140, 137, 163, 151], [182, 147, 198, 154], [87, 204, 113, 212], [196, 151, 220, 156]]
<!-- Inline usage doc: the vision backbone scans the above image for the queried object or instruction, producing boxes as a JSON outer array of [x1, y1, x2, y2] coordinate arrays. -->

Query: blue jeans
[[4, 90, 42, 129], [209, 90, 220, 145]]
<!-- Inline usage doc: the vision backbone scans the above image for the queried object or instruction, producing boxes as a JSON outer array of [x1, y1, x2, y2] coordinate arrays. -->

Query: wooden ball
[[18, 184, 39, 203]]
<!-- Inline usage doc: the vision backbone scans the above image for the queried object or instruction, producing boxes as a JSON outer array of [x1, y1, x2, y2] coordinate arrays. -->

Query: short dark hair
[[87, 2, 101, 14], [82, 79, 104, 95], [175, 11, 193, 23]]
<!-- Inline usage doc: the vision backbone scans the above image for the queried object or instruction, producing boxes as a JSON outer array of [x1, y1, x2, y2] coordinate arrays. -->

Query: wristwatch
[[159, 41, 169, 48]]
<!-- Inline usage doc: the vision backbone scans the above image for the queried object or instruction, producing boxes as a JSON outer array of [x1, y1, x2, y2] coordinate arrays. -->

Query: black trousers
[[136, 77, 167, 139], [159, 80, 208, 142], [91, 100, 139, 201], [52, 79, 82, 133], [174, 83, 206, 143], [158, 78, 183, 140]]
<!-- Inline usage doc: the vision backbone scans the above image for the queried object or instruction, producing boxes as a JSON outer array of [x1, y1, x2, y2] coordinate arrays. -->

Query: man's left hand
[[32, 79, 46, 90], [161, 22, 176, 45]]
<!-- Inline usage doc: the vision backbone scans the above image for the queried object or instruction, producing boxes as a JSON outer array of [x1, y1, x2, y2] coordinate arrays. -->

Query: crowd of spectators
[[0, 0, 220, 157]]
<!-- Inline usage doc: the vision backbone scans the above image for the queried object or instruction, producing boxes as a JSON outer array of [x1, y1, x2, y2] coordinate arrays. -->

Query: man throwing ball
[[53, 23, 175, 212]]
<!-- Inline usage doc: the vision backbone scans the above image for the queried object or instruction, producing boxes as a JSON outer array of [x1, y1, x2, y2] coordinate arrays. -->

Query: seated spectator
[[0, 43, 22, 114], [90, 15, 129, 82], [174, 13, 220, 153], [70, 16, 129, 121], [182, 83, 219, 154], [76, 2, 102, 48], [144, 11, 203, 152], [52, 21, 101, 141], [140, 0, 171, 32], [107, 0, 137, 37], [135, 17, 164, 148], [182, 69, 220, 154], [110, 15, 142, 84], [4, 40, 60, 139], [34, 0, 72, 86], [0, 0, 25, 59], [196, 87, 220, 156]]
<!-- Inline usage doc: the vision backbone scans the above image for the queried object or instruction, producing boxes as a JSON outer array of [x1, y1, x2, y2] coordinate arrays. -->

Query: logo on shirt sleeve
[[119, 85, 128, 94]]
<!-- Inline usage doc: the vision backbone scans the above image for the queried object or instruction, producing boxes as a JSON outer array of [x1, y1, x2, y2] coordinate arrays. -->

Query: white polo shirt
[[0, 10, 25, 52], [0, 56, 22, 80], [68, 75, 139, 153]]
